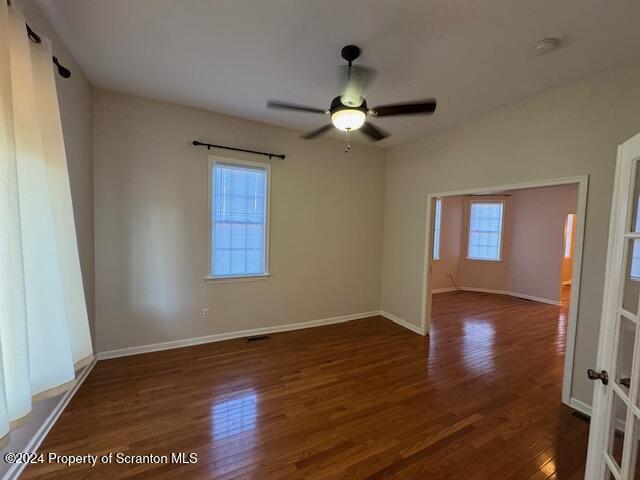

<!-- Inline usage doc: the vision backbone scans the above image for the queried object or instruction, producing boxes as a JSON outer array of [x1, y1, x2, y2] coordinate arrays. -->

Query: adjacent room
[[431, 185, 579, 306], [427, 183, 581, 451], [3, 1, 640, 479]]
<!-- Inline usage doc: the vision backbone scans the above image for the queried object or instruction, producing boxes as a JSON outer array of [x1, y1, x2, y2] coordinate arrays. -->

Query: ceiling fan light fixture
[[331, 108, 366, 131]]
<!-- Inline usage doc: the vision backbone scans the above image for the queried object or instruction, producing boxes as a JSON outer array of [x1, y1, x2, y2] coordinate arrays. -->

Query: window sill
[[465, 257, 502, 262], [205, 274, 271, 284]]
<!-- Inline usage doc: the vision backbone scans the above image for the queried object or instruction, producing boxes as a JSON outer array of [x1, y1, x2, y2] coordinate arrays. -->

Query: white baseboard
[[458, 286, 506, 296], [569, 397, 592, 417], [380, 311, 424, 336], [5, 359, 96, 480], [97, 311, 381, 360], [457, 287, 561, 306], [508, 291, 562, 306], [432, 287, 458, 294]]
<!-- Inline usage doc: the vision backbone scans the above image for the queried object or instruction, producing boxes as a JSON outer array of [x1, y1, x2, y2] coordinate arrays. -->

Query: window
[[564, 213, 575, 259], [467, 202, 504, 261], [433, 199, 442, 260], [209, 158, 270, 279]]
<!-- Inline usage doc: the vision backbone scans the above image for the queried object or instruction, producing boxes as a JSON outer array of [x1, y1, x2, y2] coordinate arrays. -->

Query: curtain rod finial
[[52, 57, 71, 78]]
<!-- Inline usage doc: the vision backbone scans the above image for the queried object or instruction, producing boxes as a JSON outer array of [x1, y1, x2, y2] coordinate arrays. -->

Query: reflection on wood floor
[[24, 288, 589, 479]]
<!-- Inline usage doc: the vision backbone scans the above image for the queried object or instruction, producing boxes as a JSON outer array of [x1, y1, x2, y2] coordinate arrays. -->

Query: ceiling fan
[[267, 44, 436, 150]]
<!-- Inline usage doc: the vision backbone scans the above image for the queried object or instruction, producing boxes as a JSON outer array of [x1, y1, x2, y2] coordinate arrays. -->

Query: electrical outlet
[[359, 289, 365, 297], [202, 307, 210, 319]]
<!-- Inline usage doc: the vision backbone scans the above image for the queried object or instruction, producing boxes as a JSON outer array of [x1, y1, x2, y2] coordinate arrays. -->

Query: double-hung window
[[467, 202, 504, 261], [209, 158, 270, 279], [433, 199, 442, 260]]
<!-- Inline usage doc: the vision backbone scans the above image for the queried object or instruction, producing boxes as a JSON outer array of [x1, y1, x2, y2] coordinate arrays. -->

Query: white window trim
[[465, 199, 505, 262], [205, 155, 272, 283]]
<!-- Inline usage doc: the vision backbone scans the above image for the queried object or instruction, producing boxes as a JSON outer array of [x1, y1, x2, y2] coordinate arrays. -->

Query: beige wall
[[432, 196, 463, 290], [507, 185, 578, 302], [382, 58, 640, 406], [93, 90, 386, 353]]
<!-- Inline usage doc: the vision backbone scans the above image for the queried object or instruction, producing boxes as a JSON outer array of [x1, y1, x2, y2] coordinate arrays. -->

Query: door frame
[[420, 174, 589, 406]]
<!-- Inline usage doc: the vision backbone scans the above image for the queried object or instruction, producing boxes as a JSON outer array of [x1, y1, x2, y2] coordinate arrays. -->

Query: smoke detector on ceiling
[[531, 37, 562, 55]]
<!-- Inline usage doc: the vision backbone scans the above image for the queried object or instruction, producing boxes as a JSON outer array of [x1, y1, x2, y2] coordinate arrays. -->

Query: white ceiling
[[37, 0, 640, 147]]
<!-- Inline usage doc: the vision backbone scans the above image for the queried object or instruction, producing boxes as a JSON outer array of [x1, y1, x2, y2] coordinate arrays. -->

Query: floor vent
[[247, 335, 270, 342]]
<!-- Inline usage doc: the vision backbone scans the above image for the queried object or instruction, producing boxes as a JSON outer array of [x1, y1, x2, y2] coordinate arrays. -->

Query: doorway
[[421, 176, 588, 405]]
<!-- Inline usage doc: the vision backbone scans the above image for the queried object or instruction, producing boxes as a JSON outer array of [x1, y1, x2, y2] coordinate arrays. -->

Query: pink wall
[[432, 184, 578, 303], [507, 185, 578, 302]]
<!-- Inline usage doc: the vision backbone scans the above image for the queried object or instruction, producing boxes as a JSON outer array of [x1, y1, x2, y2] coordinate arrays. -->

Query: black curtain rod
[[192, 140, 285, 160], [7, 0, 71, 78]]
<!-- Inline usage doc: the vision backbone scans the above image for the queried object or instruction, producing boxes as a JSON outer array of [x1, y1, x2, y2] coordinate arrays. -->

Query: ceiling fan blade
[[360, 122, 389, 142], [370, 99, 436, 117], [301, 124, 333, 139], [338, 65, 377, 107], [267, 100, 327, 114]]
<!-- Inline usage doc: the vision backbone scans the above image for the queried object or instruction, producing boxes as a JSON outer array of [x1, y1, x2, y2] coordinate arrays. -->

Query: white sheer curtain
[[0, 2, 93, 442]]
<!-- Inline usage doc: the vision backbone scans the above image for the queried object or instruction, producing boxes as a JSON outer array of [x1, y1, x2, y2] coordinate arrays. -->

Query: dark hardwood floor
[[24, 289, 589, 479]]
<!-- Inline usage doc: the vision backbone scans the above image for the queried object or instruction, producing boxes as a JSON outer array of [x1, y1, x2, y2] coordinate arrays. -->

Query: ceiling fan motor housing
[[330, 96, 367, 114]]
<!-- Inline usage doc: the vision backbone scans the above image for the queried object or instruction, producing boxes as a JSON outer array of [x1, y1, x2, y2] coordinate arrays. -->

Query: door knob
[[587, 369, 609, 385]]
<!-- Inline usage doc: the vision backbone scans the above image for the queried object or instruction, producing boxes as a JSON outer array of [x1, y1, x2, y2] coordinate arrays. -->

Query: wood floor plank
[[23, 288, 589, 479]]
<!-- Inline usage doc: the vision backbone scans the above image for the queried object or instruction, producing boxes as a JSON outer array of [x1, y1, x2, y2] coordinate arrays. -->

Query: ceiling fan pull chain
[[345, 129, 351, 153]]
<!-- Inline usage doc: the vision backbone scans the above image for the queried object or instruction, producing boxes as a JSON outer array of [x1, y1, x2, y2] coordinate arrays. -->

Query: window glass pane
[[630, 412, 640, 480], [633, 240, 640, 279], [623, 239, 640, 315], [616, 315, 636, 397], [211, 163, 267, 277], [433, 199, 441, 260], [630, 162, 640, 233], [467, 202, 503, 261], [607, 391, 629, 471]]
